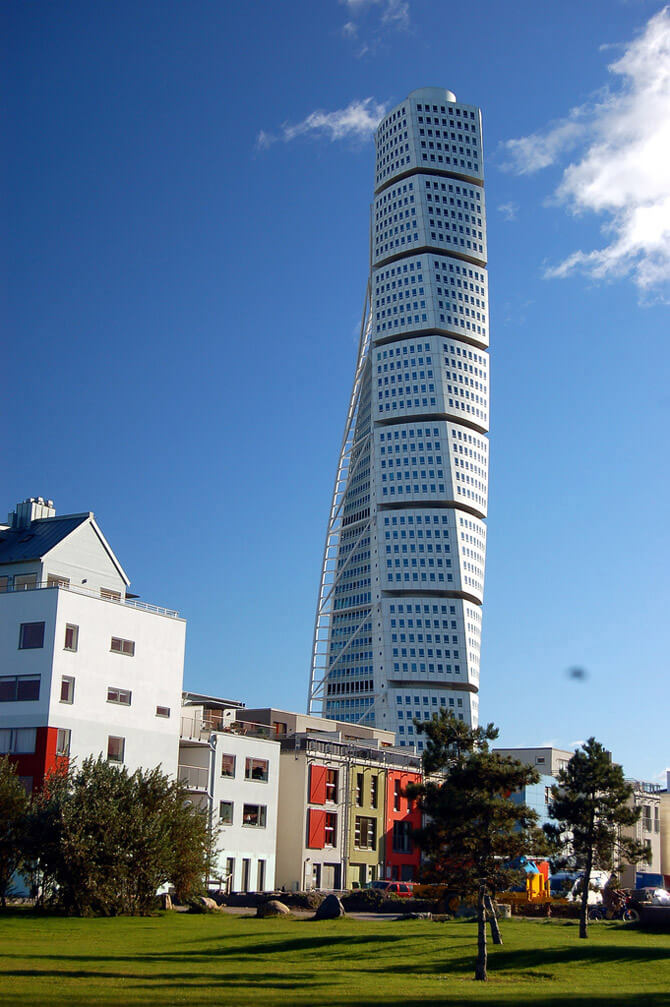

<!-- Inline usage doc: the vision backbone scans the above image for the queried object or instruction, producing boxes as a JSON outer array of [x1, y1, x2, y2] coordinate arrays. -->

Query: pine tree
[[544, 738, 650, 939], [410, 712, 542, 981]]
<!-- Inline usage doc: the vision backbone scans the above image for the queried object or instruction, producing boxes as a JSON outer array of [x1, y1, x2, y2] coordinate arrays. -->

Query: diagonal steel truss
[[307, 274, 374, 715]]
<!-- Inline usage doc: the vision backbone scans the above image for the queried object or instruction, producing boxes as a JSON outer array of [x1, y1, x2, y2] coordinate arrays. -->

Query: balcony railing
[[178, 764, 209, 791], [180, 715, 276, 741], [0, 580, 180, 619]]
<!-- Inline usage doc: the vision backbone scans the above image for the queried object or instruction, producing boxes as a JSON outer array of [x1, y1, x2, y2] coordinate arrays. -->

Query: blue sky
[[4, 1, 669, 782]]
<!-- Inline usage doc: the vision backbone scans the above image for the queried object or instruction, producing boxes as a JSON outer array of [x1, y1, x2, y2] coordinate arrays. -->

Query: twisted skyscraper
[[308, 88, 488, 750]]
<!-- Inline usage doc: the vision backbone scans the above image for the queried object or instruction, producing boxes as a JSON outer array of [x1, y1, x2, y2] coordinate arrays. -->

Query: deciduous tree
[[0, 756, 29, 907], [23, 757, 215, 915]]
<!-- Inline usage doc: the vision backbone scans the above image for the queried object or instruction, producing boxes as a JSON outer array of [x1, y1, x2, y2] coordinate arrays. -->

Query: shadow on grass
[[436, 942, 669, 976], [0, 968, 320, 988], [0, 931, 409, 966], [289, 998, 670, 1007], [5, 985, 670, 1007]]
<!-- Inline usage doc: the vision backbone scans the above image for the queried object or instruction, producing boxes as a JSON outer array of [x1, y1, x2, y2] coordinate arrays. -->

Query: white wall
[[0, 588, 58, 730], [0, 585, 185, 777], [46, 520, 127, 596], [51, 589, 185, 776], [208, 732, 280, 892]]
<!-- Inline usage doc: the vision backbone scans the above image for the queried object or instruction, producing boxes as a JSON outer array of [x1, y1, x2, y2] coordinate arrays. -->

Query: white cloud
[[498, 201, 519, 222], [501, 6, 670, 297], [339, 0, 410, 49], [256, 98, 386, 150], [501, 113, 588, 175], [380, 0, 410, 29]]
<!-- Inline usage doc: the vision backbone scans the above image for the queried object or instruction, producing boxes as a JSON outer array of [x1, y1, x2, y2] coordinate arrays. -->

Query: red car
[[369, 881, 416, 898]]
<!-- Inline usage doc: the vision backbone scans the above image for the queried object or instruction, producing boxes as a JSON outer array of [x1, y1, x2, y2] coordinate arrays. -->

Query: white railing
[[180, 714, 275, 741], [178, 764, 209, 790], [0, 580, 180, 619]]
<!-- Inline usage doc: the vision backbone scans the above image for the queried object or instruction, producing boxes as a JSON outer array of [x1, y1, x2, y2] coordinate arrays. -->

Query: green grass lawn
[[0, 911, 668, 1007]]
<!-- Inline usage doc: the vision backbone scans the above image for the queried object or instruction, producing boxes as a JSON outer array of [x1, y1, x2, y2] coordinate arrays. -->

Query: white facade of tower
[[309, 88, 488, 750]]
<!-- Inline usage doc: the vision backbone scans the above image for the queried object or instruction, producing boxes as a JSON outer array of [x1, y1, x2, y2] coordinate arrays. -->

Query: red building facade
[[385, 769, 422, 881]]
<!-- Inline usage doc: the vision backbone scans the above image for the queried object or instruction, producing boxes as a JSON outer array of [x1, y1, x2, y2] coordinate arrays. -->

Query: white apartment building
[[0, 497, 186, 788], [309, 87, 489, 745], [179, 694, 280, 893]]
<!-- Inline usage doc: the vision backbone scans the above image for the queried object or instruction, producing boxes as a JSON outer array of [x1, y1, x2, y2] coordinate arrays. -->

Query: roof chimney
[[8, 497, 56, 529]]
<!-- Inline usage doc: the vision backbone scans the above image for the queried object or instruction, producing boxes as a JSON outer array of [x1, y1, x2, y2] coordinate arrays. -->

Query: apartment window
[[107, 687, 132, 706], [242, 804, 267, 828], [155, 706, 170, 718], [56, 728, 71, 757], [107, 736, 125, 763], [110, 637, 135, 656], [0, 675, 40, 702], [393, 820, 413, 853], [0, 577, 8, 593], [19, 776, 33, 795], [60, 676, 75, 704], [219, 801, 234, 825], [325, 812, 337, 847], [257, 859, 266, 891], [221, 754, 236, 778], [0, 727, 36, 754], [273, 721, 287, 736], [394, 779, 401, 812], [14, 573, 37, 591], [19, 622, 45, 649], [356, 772, 364, 806], [354, 816, 376, 850], [225, 857, 235, 881], [101, 588, 121, 601], [245, 757, 269, 782], [64, 624, 79, 652], [371, 776, 378, 809], [47, 574, 70, 589], [326, 768, 338, 802]]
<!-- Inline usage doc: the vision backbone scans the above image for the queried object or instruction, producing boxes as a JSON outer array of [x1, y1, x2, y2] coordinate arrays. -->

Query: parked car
[[368, 881, 416, 898]]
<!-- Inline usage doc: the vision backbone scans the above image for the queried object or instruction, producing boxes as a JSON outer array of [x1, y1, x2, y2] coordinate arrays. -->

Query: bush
[[23, 757, 214, 916]]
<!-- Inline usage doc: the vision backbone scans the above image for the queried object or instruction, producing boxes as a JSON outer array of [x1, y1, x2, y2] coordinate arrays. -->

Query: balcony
[[180, 714, 276, 741], [178, 764, 209, 791], [0, 580, 180, 619]]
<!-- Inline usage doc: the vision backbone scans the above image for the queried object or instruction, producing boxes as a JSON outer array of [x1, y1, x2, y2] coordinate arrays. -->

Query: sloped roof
[[0, 514, 90, 565]]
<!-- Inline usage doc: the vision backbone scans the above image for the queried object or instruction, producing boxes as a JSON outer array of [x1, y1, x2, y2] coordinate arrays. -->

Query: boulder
[[313, 894, 346, 920], [187, 896, 220, 913], [257, 900, 292, 918]]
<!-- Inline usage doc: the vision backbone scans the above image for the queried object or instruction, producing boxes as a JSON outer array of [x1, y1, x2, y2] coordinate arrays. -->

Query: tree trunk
[[485, 893, 503, 945], [579, 844, 594, 940], [475, 883, 488, 981]]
